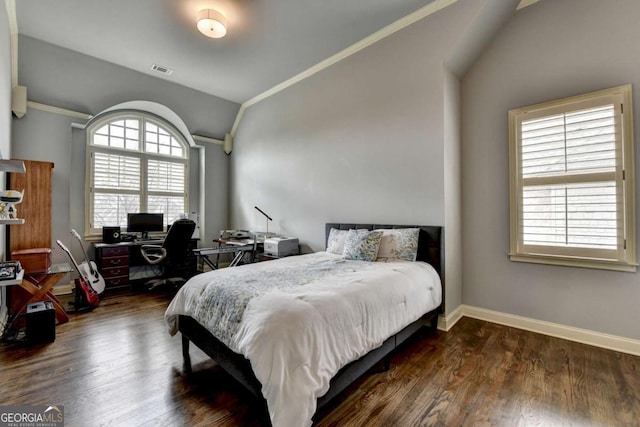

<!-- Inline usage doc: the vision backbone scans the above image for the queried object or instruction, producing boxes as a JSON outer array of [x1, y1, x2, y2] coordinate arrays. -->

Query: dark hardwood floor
[[1, 290, 638, 426]]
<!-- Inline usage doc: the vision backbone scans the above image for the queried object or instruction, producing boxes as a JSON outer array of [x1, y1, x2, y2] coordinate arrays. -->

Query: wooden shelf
[[0, 160, 25, 173], [0, 219, 25, 225], [0, 162, 26, 226]]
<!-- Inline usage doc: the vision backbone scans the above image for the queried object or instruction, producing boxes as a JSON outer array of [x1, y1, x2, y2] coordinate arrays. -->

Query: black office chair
[[140, 219, 197, 289]]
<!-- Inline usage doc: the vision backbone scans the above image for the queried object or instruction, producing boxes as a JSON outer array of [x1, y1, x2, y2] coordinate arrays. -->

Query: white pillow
[[375, 228, 420, 261], [326, 228, 348, 255]]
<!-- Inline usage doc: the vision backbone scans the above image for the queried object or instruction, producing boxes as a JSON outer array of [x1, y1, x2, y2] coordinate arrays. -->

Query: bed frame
[[178, 223, 444, 422]]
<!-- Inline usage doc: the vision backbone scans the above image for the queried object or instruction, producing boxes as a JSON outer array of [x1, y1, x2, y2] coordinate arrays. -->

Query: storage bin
[[11, 247, 52, 273]]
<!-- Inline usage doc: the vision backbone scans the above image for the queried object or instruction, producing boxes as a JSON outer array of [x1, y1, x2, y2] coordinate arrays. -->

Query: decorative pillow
[[375, 228, 420, 262], [342, 229, 383, 262], [326, 228, 348, 255]]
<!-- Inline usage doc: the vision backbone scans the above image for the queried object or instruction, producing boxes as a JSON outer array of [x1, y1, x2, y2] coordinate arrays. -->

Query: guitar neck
[[77, 240, 89, 263], [72, 231, 93, 269], [57, 242, 83, 274]]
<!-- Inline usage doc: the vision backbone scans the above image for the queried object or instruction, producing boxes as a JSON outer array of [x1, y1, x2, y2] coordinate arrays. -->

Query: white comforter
[[165, 252, 441, 427]]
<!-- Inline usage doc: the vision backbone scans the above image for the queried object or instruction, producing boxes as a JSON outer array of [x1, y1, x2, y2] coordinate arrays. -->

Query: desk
[[194, 239, 257, 270], [93, 239, 197, 290], [2, 263, 71, 335]]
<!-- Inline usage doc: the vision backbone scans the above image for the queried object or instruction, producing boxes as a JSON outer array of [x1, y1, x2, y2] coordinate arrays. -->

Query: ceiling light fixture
[[197, 9, 227, 39]]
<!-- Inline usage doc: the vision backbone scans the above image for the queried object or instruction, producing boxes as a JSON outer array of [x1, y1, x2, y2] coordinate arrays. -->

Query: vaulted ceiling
[[15, 0, 447, 104], [14, 0, 540, 109]]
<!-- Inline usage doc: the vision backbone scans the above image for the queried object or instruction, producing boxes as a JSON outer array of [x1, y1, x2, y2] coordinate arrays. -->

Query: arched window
[[87, 112, 189, 235]]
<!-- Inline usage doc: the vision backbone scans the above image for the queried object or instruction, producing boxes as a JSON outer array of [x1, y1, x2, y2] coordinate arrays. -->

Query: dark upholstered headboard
[[325, 223, 444, 285]]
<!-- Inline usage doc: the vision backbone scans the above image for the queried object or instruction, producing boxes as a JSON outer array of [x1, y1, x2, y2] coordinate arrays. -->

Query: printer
[[263, 237, 299, 258]]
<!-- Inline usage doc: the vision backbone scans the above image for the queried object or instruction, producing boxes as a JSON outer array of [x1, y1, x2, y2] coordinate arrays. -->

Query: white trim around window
[[85, 112, 190, 236], [508, 85, 636, 272]]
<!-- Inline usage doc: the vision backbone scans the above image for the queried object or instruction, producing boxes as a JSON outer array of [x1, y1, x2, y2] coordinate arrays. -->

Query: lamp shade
[[197, 9, 227, 39]]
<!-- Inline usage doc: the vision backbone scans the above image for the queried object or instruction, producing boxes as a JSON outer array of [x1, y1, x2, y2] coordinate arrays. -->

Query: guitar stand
[[65, 278, 97, 313]]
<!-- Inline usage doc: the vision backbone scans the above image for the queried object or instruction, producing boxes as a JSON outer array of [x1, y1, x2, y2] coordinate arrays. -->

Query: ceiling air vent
[[151, 64, 174, 76]]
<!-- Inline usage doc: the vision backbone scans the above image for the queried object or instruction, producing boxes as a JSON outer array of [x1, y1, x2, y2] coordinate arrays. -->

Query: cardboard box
[[11, 248, 51, 274]]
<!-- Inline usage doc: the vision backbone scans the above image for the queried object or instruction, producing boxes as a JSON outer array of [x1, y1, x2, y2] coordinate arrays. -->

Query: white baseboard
[[442, 304, 640, 357], [53, 281, 74, 296], [437, 305, 464, 331]]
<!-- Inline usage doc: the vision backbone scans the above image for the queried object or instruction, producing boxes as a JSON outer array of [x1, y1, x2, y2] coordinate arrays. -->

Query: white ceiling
[[15, 0, 440, 104]]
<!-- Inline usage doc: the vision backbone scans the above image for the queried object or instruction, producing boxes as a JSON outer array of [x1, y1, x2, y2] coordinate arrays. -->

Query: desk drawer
[[101, 266, 129, 279], [100, 256, 128, 268], [100, 246, 129, 258], [105, 275, 129, 288]]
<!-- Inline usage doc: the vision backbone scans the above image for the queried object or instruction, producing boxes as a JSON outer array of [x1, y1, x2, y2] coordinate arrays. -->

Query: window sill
[[509, 253, 637, 272]]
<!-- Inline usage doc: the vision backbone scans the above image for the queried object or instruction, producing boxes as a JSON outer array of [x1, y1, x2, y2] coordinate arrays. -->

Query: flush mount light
[[197, 9, 227, 39]]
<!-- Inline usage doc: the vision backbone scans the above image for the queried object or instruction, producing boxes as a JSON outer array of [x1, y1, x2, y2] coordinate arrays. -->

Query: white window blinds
[[88, 114, 189, 233], [147, 160, 185, 193], [93, 152, 140, 191], [509, 85, 635, 271]]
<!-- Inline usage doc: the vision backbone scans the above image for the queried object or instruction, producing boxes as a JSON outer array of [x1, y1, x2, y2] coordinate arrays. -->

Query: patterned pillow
[[342, 229, 383, 262], [326, 228, 348, 255], [375, 228, 420, 262]]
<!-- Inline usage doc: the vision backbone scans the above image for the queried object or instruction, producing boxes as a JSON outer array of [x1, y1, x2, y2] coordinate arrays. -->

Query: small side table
[[5, 263, 72, 332]]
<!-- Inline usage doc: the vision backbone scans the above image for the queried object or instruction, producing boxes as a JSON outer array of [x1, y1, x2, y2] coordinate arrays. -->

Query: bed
[[165, 223, 444, 426]]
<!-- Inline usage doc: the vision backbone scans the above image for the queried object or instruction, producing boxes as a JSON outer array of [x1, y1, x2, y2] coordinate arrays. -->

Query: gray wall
[[12, 36, 239, 263], [231, 0, 498, 315], [443, 68, 462, 312], [12, 108, 74, 265], [17, 36, 239, 138], [0, 6, 11, 261], [462, 0, 640, 340]]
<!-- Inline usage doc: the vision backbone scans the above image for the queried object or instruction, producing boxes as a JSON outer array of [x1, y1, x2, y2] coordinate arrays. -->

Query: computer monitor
[[127, 213, 164, 239]]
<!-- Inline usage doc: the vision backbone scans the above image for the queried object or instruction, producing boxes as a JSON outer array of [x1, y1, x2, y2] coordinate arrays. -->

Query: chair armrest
[[140, 245, 167, 265]]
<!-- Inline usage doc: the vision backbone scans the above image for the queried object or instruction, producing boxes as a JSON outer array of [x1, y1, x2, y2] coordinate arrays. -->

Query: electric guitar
[[71, 229, 106, 294], [56, 240, 100, 308]]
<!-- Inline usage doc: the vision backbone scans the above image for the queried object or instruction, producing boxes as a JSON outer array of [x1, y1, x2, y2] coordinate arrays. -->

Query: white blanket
[[165, 252, 442, 427]]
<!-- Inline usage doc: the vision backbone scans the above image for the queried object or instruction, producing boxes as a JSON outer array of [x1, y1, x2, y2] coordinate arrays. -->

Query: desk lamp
[[254, 206, 273, 237]]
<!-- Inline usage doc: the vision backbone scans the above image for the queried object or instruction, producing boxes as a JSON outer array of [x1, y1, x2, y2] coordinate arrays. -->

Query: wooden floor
[[1, 290, 638, 427]]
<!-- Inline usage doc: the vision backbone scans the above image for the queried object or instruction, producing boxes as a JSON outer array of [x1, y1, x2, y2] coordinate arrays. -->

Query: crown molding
[[230, 104, 246, 136], [231, 0, 459, 137], [192, 134, 223, 145], [27, 101, 92, 120], [27, 101, 225, 153], [516, 0, 542, 11]]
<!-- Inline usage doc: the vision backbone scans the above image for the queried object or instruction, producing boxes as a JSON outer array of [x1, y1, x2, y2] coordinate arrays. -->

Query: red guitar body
[[74, 277, 100, 309], [56, 239, 100, 311]]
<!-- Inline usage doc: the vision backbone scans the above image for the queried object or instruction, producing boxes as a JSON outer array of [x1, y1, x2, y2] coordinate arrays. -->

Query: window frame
[[508, 85, 636, 272], [85, 112, 190, 237]]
